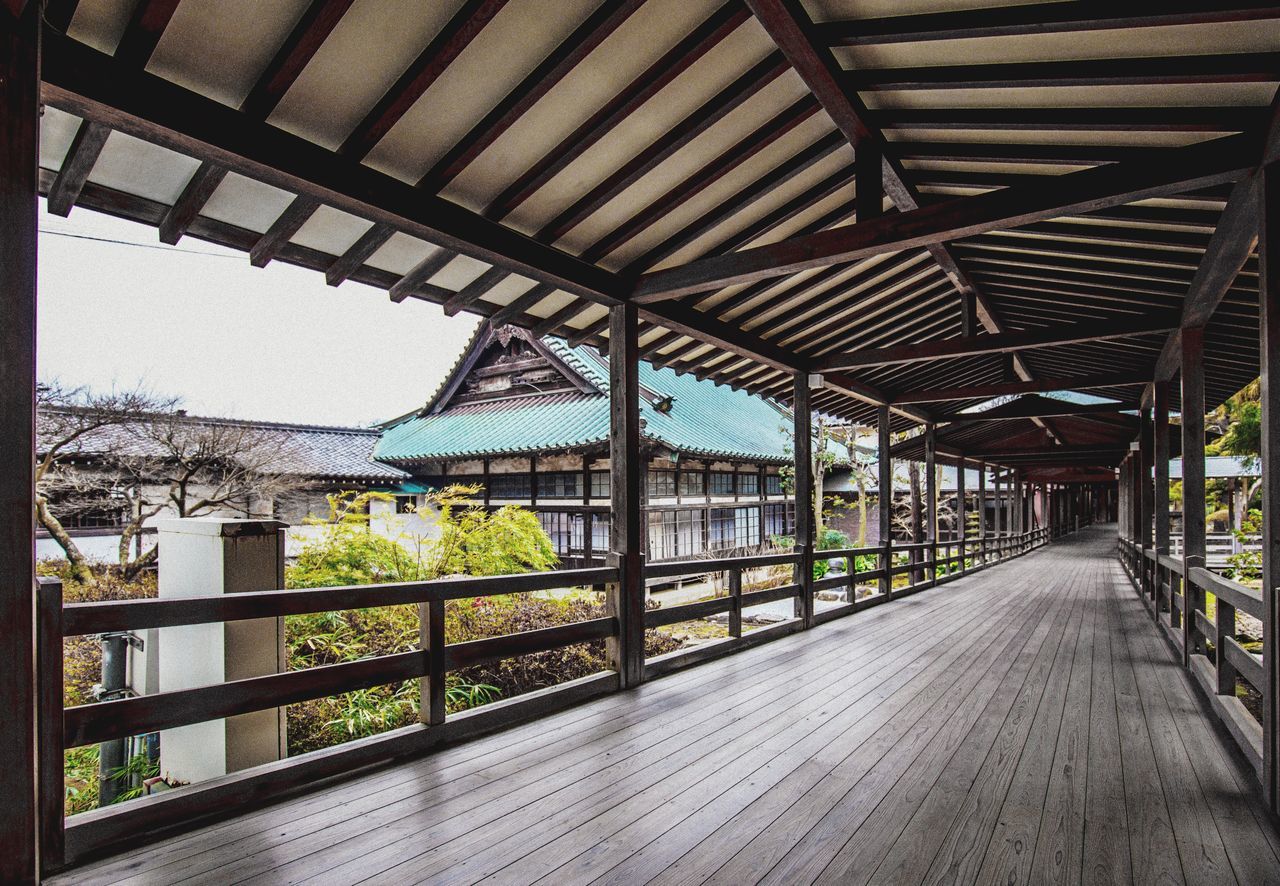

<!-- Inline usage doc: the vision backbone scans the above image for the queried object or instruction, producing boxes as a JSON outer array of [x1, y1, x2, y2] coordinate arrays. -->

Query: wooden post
[[608, 303, 644, 687], [793, 373, 814, 626], [977, 460, 987, 563], [878, 404, 892, 599], [1140, 402, 1155, 555], [1259, 160, 1280, 813], [1181, 326, 1207, 663], [956, 457, 967, 572], [36, 579, 63, 876], [1154, 381, 1171, 619], [1, 5, 40, 881], [925, 424, 937, 580], [419, 599, 445, 726], [988, 466, 998, 550], [728, 567, 743, 639]]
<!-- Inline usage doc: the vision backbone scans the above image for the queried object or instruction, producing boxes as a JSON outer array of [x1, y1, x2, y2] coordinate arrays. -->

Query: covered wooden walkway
[[57, 526, 1279, 886]]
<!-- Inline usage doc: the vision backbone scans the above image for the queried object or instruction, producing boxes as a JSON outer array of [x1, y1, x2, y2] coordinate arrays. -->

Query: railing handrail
[[42, 513, 1073, 870], [643, 550, 800, 578], [61, 565, 620, 636], [1187, 565, 1263, 619]]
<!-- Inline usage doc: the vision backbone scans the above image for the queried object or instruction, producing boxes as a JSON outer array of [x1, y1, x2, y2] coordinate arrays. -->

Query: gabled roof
[[375, 330, 793, 464], [39, 408, 408, 483]]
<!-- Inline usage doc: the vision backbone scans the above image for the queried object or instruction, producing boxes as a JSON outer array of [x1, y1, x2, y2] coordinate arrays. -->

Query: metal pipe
[[97, 633, 129, 806]]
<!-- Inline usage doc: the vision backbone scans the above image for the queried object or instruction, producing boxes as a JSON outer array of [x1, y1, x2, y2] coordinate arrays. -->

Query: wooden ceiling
[[29, 0, 1280, 475]]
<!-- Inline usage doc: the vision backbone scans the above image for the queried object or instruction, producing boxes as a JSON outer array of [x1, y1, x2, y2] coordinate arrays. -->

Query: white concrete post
[[156, 518, 287, 784]]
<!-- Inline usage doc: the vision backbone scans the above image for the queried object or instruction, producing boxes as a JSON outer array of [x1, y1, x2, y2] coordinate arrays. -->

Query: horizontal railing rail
[[41, 518, 1074, 871], [1118, 536, 1268, 777], [61, 566, 619, 635]]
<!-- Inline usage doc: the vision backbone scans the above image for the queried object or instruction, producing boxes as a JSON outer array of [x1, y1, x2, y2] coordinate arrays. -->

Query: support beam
[[40, 29, 619, 304], [606, 303, 643, 689], [1155, 171, 1264, 380], [45, 120, 109, 216], [634, 132, 1256, 300], [1154, 380, 1171, 555], [816, 3, 1280, 45], [1260, 161, 1280, 813], [1140, 403, 1155, 550], [934, 399, 1138, 425], [889, 371, 1149, 405], [741, 0, 999, 324], [1181, 326, 1207, 663], [158, 163, 227, 245], [38, 28, 939, 427], [956, 454, 967, 567], [977, 460, 987, 557], [925, 424, 937, 579], [338, 0, 508, 161], [793, 374, 814, 626], [878, 404, 892, 598], [818, 315, 1177, 371], [0, 6, 38, 880]]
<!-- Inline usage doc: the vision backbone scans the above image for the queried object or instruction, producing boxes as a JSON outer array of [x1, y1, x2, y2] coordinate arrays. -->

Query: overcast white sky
[[36, 203, 480, 428]]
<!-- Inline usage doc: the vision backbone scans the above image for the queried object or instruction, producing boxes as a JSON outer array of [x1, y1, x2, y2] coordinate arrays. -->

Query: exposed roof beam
[[936, 401, 1138, 426], [45, 119, 109, 216], [1155, 173, 1263, 379], [41, 29, 619, 302], [326, 0, 645, 286], [112, 0, 180, 68], [1154, 93, 1280, 379], [966, 445, 1127, 460], [157, 162, 226, 244], [249, 195, 320, 267], [847, 52, 1280, 92], [161, 0, 352, 245], [41, 27, 934, 422], [240, 0, 357, 121], [878, 106, 1267, 133], [816, 3, 1280, 46], [338, 0, 507, 160], [634, 133, 1257, 300], [388, 249, 457, 303], [486, 2, 748, 221], [889, 372, 1151, 405], [488, 283, 555, 329], [818, 316, 1179, 371], [741, 0, 1008, 362]]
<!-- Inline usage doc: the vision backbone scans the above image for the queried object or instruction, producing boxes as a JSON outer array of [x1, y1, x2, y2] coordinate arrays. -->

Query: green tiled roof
[[374, 337, 792, 463]]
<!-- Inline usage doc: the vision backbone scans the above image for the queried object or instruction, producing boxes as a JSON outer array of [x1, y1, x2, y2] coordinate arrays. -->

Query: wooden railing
[[40, 524, 1063, 871], [1117, 537, 1267, 776]]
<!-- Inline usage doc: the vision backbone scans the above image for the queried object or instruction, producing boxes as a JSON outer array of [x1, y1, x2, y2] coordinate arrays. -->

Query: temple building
[[375, 325, 796, 565]]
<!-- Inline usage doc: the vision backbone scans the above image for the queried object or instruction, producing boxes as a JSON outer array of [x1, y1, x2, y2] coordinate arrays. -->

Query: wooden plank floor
[[57, 527, 1280, 885]]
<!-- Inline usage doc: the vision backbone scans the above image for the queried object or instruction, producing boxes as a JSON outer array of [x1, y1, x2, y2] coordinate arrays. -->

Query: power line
[[39, 228, 241, 259]]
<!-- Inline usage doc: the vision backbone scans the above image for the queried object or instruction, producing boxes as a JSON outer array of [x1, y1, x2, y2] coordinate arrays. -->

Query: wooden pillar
[[993, 468, 1003, 548], [1181, 326, 1207, 663], [793, 374, 814, 625], [1, 5, 39, 881], [877, 404, 892, 598], [1140, 403, 1155, 552], [1013, 470, 1023, 537], [925, 424, 937, 579], [977, 460, 987, 561], [856, 138, 882, 223], [956, 457, 967, 571], [1130, 447, 1142, 546], [1154, 381, 1171, 619], [607, 304, 644, 688], [1258, 161, 1280, 812]]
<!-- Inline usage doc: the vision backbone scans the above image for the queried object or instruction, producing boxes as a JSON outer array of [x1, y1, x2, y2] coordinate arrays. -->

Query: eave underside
[[30, 0, 1280, 478]]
